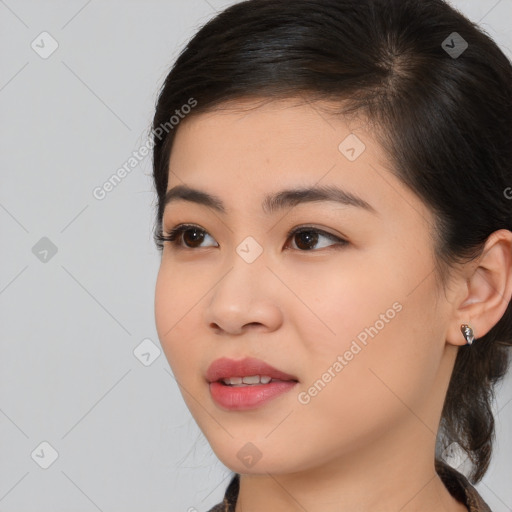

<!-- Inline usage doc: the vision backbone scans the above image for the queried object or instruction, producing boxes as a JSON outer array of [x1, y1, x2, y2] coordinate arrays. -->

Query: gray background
[[0, 1, 511, 511]]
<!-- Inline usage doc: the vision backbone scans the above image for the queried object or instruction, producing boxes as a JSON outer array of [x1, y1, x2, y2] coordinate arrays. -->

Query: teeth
[[222, 375, 273, 386], [242, 375, 261, 384]]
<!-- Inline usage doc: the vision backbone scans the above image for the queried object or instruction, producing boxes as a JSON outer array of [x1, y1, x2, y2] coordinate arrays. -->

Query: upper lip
[[206, 357, 299, 383]]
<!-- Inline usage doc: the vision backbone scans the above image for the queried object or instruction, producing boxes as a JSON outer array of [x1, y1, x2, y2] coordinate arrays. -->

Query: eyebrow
[[163, 184, 377, 216]]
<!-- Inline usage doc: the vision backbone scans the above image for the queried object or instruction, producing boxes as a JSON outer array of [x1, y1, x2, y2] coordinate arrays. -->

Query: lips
[[206, 356, 298, 383], [206, 356, 299, 410]]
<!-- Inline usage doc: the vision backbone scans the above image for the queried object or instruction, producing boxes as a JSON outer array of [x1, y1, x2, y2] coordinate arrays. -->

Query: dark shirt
[[207, 461, 492, 511]]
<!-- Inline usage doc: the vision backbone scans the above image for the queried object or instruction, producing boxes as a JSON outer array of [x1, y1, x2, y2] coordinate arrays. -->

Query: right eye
[[157, 224, 219, 249]]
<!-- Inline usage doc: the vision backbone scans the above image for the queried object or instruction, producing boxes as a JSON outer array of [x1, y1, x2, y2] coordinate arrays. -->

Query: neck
[[235, 419, 467, 512]]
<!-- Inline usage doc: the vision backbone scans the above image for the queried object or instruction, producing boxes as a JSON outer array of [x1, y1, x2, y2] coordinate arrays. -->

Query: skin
[[154, 98, 512, 512]]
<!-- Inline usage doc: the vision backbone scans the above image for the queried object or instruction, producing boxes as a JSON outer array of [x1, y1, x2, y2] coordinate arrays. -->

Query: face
[[154, 98, 457, 475]]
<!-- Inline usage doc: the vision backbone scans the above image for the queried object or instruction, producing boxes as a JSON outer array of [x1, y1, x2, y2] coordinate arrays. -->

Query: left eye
[[287, 227, 347, 251], [158, 224, 347, 251]]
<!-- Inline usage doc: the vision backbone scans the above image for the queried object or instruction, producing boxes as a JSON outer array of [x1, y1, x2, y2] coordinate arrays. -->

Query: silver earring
[[460, 324, 475, 345]]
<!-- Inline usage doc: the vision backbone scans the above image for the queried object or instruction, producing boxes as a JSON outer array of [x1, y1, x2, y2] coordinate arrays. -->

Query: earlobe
[[446, 229, 512, 347]]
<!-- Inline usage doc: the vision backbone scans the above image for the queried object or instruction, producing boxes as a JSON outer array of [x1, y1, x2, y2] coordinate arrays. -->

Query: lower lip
[[209, 381, 298, 410]]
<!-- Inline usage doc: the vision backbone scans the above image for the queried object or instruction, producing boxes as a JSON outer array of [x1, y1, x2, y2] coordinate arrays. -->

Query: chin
[[209, 440, 307, 475]]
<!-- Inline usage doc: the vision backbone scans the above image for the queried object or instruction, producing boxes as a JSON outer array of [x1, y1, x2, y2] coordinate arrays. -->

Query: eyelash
[[157, 223, 348, 251]]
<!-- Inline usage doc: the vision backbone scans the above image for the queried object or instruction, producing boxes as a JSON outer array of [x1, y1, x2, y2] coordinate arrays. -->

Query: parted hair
[[151, 0, 512, 483]]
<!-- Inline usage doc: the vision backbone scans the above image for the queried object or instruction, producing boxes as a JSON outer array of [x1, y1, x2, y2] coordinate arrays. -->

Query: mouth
[[206, 357, 299, 410]]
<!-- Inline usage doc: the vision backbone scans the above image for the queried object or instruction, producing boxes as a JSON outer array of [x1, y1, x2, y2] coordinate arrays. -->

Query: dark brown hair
[[151, 0, 512, 483]]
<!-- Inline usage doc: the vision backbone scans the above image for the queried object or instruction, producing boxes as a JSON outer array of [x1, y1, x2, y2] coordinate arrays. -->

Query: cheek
[[297, 256, 443, 416], [281, 294, 443, 469], [154, 263, 203, 379], [292, 257, 402, 360]]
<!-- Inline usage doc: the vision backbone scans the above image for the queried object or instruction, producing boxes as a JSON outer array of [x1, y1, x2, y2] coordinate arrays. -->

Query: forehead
[[166, 98, 431, 226], [169, 98, 375, 181]]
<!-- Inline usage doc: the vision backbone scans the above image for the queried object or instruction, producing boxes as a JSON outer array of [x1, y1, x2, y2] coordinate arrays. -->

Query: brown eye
[[159, 225, 218, 249], [182, 227, 206, 248], [287, 227, 347, 251], [293, 230, 319, 250]]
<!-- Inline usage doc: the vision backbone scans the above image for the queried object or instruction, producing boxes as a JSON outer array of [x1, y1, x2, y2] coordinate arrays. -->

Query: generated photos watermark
[[92, 97, 197, 201], [298, 301, 403, 405]]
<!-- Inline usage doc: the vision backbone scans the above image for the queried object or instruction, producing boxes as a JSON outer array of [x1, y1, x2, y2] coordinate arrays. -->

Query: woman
[[151, 0, 512, 510]]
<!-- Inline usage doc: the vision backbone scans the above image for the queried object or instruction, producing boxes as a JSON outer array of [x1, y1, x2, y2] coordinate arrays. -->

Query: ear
[[446, 229, 512, 347]]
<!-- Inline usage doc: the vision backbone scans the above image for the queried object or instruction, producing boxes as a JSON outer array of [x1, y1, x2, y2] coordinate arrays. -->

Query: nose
[[203, 255, 283, 336]]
